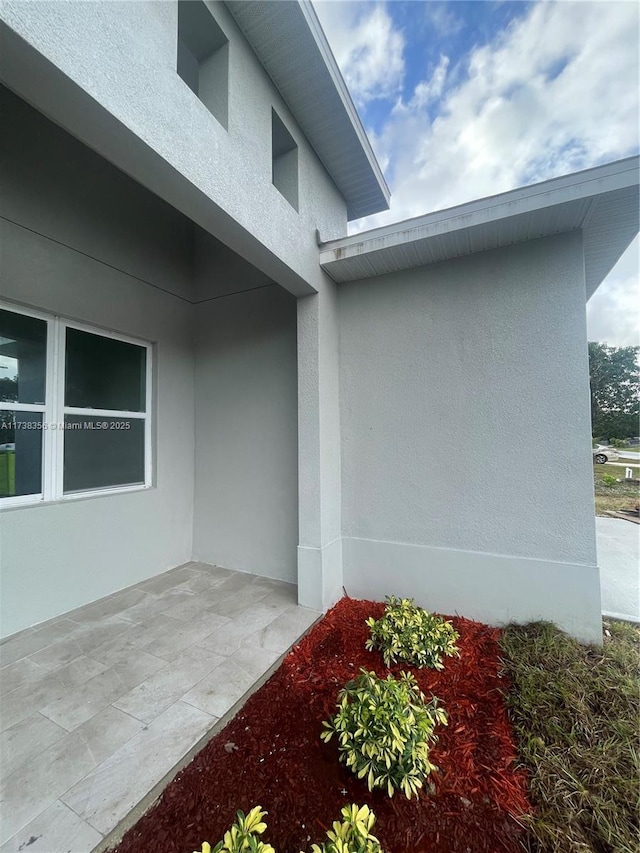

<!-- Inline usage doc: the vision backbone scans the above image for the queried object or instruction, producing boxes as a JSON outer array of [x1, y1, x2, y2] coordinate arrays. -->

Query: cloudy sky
[[313, 0, 639, 347]]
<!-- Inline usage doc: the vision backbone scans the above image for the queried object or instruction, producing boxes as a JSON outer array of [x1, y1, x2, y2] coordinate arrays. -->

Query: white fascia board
[[297, 1, 390, 206], [320, 157, 639, 263]]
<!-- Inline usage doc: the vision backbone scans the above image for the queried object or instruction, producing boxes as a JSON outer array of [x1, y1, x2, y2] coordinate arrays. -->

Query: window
[[271, 109, 299, 211], [0, 304, 152, 506], [177, 0, 229, 129]]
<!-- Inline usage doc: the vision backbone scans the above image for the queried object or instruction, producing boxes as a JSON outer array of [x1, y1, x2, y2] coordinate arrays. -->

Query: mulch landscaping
[[113, 597, 532, 853]]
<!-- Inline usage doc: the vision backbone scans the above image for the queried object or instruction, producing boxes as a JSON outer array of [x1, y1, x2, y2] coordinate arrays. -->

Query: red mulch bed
[[113, 597, 532, 853]]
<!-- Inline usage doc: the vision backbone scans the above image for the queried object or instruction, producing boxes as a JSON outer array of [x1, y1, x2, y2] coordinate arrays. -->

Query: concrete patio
[[597, 516, 640, 623], [0, 564, 319, 852]]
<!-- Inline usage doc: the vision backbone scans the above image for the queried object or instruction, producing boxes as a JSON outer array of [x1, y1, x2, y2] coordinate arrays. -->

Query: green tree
[[588, 343, 640, 440]]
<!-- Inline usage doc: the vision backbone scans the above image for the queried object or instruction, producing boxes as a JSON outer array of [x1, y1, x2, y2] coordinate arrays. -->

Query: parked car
[[593, 446, 620, 464]]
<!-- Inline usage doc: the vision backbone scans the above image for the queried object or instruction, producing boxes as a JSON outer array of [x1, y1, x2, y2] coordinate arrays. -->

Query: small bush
[[321, 668, 447, 798], [193, 807, 273, 853], [194, 804, 386, 853], [610, 438, 626, 448], [310, 804, 384, 853], [365, 596, 459, 669], [601, 474, 618, 487]]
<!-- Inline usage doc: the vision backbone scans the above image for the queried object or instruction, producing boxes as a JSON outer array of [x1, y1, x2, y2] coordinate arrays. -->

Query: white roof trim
[[320, 157, 639, 297], [224, 0, 390, 220]]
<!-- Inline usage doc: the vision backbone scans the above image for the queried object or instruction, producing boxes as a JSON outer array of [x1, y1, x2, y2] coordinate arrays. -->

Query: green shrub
[[194, 804, 386, 853], [610, 438, 626, 448], [194, 807, 274, 853], [601, 474, 618, 487], [310, 804, 384, 853], [321, 669, 447, 798], [365, 596, 459, 669]]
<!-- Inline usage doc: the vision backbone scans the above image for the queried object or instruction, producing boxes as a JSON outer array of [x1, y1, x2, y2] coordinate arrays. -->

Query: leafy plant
[[194, 806, 274, 853], [609, 438, 626, 448], [365, 596, 460, 669], [321, 668, 447, 798], [601, 474, 618, 487], [310, 804, 384, 853], [194, 804, 386, 853]]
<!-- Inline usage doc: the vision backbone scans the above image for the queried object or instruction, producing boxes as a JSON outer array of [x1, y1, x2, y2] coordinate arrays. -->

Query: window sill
[[0, 484, 153, 511]]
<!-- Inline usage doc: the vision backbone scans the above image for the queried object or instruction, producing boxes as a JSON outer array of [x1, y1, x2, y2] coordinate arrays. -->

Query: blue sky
[[313, 0, 640, 347]]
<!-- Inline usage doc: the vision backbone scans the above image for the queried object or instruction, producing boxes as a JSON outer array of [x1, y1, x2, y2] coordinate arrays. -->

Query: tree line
[[588, 343, 639, 441]]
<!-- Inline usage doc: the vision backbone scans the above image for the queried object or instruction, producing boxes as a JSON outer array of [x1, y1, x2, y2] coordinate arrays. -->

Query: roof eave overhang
[[224, 0, 390, 221], [319, 156, 640, 298]]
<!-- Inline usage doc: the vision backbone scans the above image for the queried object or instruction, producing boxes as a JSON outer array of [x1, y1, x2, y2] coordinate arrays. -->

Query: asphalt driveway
[[597, 516, 640, 622]]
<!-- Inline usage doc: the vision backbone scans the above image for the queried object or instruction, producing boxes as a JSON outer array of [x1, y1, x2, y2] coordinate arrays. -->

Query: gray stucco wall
[[0, 0, 348, 294], [337, 233, 601, 642], [192, 285, 298, 582], [0, 89, 196, 637], [1, 88, 302, 635]]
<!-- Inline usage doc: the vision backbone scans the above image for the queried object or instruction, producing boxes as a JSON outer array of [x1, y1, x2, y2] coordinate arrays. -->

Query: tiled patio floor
[[0, 563, 319, 852]]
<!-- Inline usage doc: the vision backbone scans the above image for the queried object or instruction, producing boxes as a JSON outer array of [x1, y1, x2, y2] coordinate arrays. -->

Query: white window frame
[[0, 302, 153, 508]]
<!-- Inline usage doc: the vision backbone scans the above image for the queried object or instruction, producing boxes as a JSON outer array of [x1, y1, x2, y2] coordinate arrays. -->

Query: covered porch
[[0, 562, 319, 852]]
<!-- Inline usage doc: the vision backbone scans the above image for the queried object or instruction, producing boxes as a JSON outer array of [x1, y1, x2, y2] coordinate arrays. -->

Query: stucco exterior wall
[[0, 0, 348, 294], [0, 91, 195, 637], [192, 285, 298, 582], [337, 233, 601, 642]]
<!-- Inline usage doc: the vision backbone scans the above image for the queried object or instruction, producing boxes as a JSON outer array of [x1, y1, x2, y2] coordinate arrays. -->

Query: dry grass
[[499, 620, 640, 853], [593, 463, 639, 515]]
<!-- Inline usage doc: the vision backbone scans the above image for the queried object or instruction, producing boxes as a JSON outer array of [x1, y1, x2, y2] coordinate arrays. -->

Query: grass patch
[[593, 463, 639, 515], [499, 620, 639, 853]]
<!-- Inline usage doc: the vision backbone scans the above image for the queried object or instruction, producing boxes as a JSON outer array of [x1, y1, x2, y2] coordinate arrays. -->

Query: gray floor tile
[[73, 618, 134, 657], [172, 567, 234, 594], [113, 646, 225, 724], [0, 712, 67, 778], [67, 588, 148, 625], [0, 621, 79, 667], [28, 637, 84, 671], [50, 656, 108, 688], [135, 568, 194, 595], [198, 602, 287, 656], [0, 671, 68, 732], [154, 588, 199, 607], [230, 644, 281, 680], [0, 800, 103, 853], [0, 659, 46, 695], [109, 650, 169, 690], [0, 728, 98, 845], [181, 657, 258, 718], [248, 606, 319, 655], [160, 594, 219, 622], [259, 585, 298, 609], [74, 705, 144, 765], [0, 563, 306, 853], [124, 613, 188, 649], [139, 613, 229, 662], [203, 584, 272, 619], [61, 701, 216, 835], [40, 668, 128, 731], [114, 593, 171, 625]]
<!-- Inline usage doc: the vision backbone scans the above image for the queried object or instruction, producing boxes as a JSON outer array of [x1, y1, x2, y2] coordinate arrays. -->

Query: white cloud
[[587, 238, 640, 347], [316, 0, 639, 345], [368, 2, 637, 227], [313, 2, 404, 106], [402, 54, 450, 111]]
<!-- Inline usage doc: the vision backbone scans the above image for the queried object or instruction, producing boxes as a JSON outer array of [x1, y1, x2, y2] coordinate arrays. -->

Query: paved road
[[604, 461, 640, 469], [597, 516, 640, 622]]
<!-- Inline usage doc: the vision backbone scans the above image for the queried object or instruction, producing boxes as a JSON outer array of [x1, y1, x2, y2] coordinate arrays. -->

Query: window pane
[[63, 416, 145, 493], [0, 410, 43, 497], [65, 329, 146, 412], [0, 309, 47, 404]]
